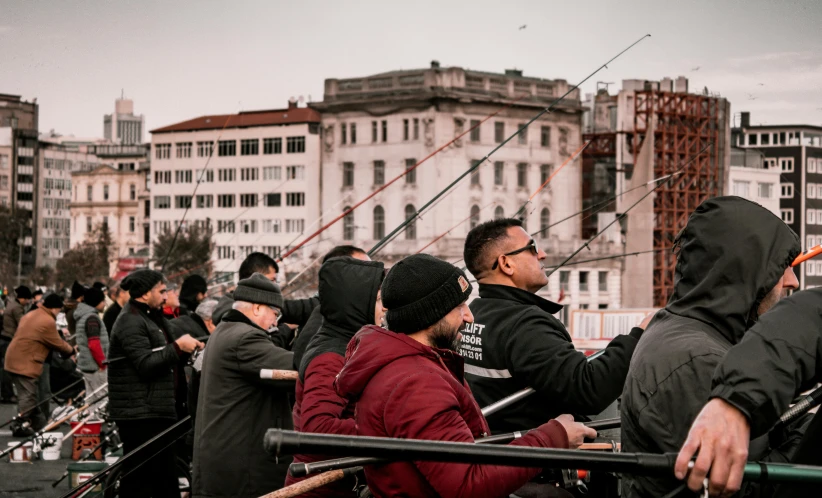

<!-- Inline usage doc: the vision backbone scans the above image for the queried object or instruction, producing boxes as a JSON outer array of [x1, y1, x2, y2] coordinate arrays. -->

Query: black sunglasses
[[491, 239, 539, 270]]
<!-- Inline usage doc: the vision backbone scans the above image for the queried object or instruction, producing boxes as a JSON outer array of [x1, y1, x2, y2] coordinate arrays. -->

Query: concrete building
[[582, 78, 731, 307], [732, 112, 822, 288], [0, 93, 40, 277], [149, 102, 321, 281], [312, 62, 624, 316], [104, 97, 144, 145], [727, 146, 781, 216]]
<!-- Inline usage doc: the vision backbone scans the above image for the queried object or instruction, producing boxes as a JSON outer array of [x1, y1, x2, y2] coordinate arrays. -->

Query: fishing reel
[[537, 468, 591, 495]]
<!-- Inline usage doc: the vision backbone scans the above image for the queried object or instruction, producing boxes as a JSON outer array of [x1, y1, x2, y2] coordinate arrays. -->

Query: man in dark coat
[[178, 274, 208, 317], [192, 273, 294, 498], [286, 257, 385, 497], [0, 285, 31, 403], [621, 196, 803, 498], [108, 269, 203, 498], [335, 254, 596, 498], [462, 219, 647, 434]]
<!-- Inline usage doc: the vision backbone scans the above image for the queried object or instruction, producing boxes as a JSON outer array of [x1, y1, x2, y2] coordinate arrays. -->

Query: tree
[[31, 266, 55, 289], [153, 223, 214, 280], [0, 206, 30, 288], [55, 223, 114, 289]]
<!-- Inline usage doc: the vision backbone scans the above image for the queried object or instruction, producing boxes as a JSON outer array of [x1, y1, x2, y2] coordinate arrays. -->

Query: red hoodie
[[334, 325, 570, 498]]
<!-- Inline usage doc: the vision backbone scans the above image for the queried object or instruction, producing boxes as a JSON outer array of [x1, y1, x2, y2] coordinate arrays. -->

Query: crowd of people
[[4, 195, 822, 497]]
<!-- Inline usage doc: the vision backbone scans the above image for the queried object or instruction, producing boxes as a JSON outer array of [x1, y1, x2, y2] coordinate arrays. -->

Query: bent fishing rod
[[368, 34, 651, 257], [546, 142, 712, 279], [0, 376, 84, 428], [104, 334, 210, 364]]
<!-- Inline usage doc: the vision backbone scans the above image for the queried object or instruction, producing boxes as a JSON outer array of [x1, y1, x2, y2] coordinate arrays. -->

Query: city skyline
[[1, 0, 821, 138]]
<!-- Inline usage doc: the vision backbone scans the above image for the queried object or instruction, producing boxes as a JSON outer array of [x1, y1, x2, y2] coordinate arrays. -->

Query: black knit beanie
[[84, 287, 105, 308], [381, 254, 473, 334], [181, 275, 208, 300], [15, 286, 32, 299], [71, 281, 87, 300], [43, 293, 64, 310], [233, 273, 284, 309], [121, 269, 165, 299]]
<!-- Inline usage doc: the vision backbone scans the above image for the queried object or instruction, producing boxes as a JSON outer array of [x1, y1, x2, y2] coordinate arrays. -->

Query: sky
[[1, 0, 821, 138]]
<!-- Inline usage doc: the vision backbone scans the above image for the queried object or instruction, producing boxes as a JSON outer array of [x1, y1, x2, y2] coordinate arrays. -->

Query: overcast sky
[[1, 0, 820, 138]]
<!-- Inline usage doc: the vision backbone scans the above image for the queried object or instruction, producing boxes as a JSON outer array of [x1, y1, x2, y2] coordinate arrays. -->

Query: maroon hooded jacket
[[334, 325, 570, 498]]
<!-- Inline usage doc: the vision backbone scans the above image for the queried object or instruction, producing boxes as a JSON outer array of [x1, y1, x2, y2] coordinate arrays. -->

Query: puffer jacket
[[107, 300, 186, 421], [621, 196, 803, 498], [2, 299, 26, 340], [286, 257, 385, 497]]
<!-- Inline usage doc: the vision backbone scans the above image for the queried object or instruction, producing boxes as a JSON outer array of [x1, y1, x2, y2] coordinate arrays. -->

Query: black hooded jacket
[[621, 196, 803, 498]]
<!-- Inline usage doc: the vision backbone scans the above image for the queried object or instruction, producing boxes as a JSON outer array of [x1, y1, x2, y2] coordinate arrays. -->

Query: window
[[405, 204, 417, 240], [381, 120, 387, 142], [196, 194, 213, 208], [818, 210, 822, 225], [781, 183, 794, 198], [217, 194, 235, 208], [218, 140, 236, 156], [176, 142, 192, 158], [761, 133, 770, 146], [196, 169, 214, 183], [263, 166, 281, 180], [343, 162, 354, 187], [809, 158, 818, 174], [129, 184, 136, 200], [197, 141, 213, 157], [217, 220, 236, 233], [263, 138, 282, 155], [403, 119, 409, 141], [373, 160, 385, 185], [241, 167, 259, 181], [808, 236, 815, 250], [517, 123, 527, 145], [145, 200, 150, 217], [217, 246, 234, 260], [732, 180, 750, 197], [175, 195, 192, 209], [809, 261, 817, 276], [470, 205, 480, 229], [494, 206, 504, 220], [86, 217, 92, 232], [241, 139, 259, 156], [781, 158, 794, 173], [262, 219, 282, 233], [470, 160, 481, 186], [470, 120, 481, 142], [809, 183, 817, 200], [262, 246, 281, 258], [405, 159, 416, 184], [517, 163, 528, 188], [817, 185, 822, 199], [372, 121, 378, 143], [286, 219, 305, 233], [541, 126, 551, 147], [286, 192, 305, 206], [175, 170, 193, 183], [494, 161, 504, 186], [559, 271, 570, 291], [240, 220, 257, 233], [781, 209, 794, 224], [286, 165, 304, 180], [494, 122, 504, 143], [540, 208, 550, 239], [155, 196, 171, 209], [579, 272, 589, 292], [540, 164, 553, 185], [599, 271, 608, 292], [218, 168, 236, 182], [87, 185, 92, 201], [373, 205, 385, 240], [264, 193, 281, 207], [286, 136, 305, 153], [350, 123, 357, 144], [341, 123, 347, 145], [748, 134, 758, 145], [413, 118, 419, 140], [154, 171, 172, 184], [0, 155, 7, 169], [155, 144, 171, 159], [757, 182, 773, 199], [240, 194, 258, 207], [343, 207, 354, 240]]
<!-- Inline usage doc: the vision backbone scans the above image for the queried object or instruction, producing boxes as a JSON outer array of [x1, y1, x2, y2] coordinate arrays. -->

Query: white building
[[312, 62, 624, 316], [149, 102, 321, 281], [104, 97, 144, 145], [727, 147, 780, 217]]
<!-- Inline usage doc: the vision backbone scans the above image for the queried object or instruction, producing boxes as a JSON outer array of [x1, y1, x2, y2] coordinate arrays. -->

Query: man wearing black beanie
[[63, 281, 88, 343], [179, 274, 208, 317], [108, 269, 203, 498], [334, 254, 596, 498]]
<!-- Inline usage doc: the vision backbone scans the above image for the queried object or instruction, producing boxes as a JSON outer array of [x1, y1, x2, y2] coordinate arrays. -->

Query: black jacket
[[192, 309, 295, 498], [292, 306, 322, 371], [108, 300, 186, 421], [621, 196, 802, 498], [464, 283, 643, 433], [102, 302, 122, 335]]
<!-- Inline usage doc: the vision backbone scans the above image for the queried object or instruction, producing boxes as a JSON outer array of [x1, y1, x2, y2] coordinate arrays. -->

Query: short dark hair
[[464, 218, 524, 277], [322, 245, 366, 264], [238, 252, 279, 280]]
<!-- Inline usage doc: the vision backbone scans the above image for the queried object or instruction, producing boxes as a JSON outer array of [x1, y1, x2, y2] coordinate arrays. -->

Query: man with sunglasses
[[192, 272, 295, 498], [462, 218, 647, 438]]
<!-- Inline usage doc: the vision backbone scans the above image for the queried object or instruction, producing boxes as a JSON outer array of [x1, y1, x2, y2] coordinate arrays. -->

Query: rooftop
[[151, 103, 321, 134]]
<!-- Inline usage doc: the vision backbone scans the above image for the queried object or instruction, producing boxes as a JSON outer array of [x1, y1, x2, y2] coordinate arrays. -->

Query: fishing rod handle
[[260, 369, 298, 381], [266, 467, 363, 498], [586, 418, 621, 431], [778, 386, 822, 426]]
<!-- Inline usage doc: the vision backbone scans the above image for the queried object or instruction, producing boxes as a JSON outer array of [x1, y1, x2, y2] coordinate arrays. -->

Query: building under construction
[[582, 78, 731, 307]]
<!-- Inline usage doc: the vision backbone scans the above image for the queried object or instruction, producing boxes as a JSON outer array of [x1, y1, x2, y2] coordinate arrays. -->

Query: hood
[[319, 257, 385, 333], [666, 196, 800, 344], [73, 302, 98, 320], [335, 325, 463, 401]]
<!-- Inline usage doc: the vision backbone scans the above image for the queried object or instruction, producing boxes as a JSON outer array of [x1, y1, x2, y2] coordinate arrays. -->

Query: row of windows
[[208, 217, 309, 235], [340, 160, 552, 189], [731, 181, 773, 199], [805, 209, 822, 225], [43, 198, 69, 210], [556, 270, 611, 293], [214, 245, 285, 260], [42, 218, 71, 231], [740, 131, 819, 147], [154, 166, 304, 185], [155, 137, 305, 159], [82, 184, 137, 202], [80, 215, 137, 234], [43, 178, 73, 191], [153, 191, 305, 210]]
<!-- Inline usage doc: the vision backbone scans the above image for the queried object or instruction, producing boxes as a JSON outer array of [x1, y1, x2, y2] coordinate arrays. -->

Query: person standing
[[4, 294, 73, 432], [64, 281, 87, 341], [103, 284, 128, 333], [108, 269, 203, 498], [26, 289, 43, 314], [178, 274, 208, 317], [74, 286, 109, 414], [0, 285, 32, 404]]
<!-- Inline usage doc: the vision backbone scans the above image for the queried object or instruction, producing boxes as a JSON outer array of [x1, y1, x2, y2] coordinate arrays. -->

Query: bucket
[[39, 431, 64, 460], [71, 420, 103, 460], [71, 420, 103, 435], [68, 460, 107, 497], [7, 441, 33, 463], [104, 446, 123, 465]]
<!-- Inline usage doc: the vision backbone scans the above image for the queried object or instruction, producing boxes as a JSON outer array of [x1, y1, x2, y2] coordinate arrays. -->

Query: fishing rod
[[51, 429, 120, 487], [546, 142, 712, 279], [513, 140, 592, 219], [542, 248, 668, 269], [104, 335, 209, 364], [793, 245, 822, 267], [0, 377, 84, 428], [770, 385, 822, 439], [416, 201, 497, 255], [267, 429, 822, 485], [368, 34, 651, 257]]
